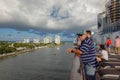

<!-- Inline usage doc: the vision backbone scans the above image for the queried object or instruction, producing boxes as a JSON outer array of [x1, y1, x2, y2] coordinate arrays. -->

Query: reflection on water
[[0, 43, 74, 80], [57, 47, 60, 50]]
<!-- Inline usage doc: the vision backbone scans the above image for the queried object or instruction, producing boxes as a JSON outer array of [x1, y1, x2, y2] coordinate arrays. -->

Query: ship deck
[[70, 53, 120, 80]]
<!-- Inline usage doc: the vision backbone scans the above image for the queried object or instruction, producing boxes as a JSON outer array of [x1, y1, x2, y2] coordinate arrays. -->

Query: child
[[96, 44, 108, 62]]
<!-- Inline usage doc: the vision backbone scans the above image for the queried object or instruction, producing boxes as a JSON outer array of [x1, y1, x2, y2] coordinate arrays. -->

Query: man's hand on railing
[[66, 48, 73, 54], [66, 48, 82, 57], [96, 56, 102, 62]]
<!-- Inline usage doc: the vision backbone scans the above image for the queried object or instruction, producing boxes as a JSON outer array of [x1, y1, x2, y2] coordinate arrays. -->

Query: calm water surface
[[0, 43, 74, 80]]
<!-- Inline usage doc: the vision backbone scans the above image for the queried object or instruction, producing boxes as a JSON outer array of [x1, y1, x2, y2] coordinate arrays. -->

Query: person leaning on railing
[[66, 30, 99, 80]]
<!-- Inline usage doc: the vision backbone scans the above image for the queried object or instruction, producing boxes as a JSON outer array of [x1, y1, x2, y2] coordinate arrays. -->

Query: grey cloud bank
[[0, 0, 105, 35]]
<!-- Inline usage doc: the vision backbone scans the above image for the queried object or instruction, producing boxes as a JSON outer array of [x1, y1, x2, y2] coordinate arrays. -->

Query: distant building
[[106, 0, 120, 23], [49, 37, 52, 43], [43, 36, 52, 44], [33, 38, 40, 43], [23, 38, 30, 43], [55, 35, 60, 45], [9, 43, 14, 47]]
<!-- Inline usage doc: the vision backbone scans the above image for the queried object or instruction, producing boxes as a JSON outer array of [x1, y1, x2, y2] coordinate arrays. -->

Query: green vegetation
[[14, 43, 35, 49], [0, 41, 16, 54], [0, 46, 16, 54], [0, 41, 64, 54]]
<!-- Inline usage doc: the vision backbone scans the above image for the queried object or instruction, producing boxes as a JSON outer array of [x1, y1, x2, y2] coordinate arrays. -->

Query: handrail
[[96, 54, 120, 80], [70, 56, 84, 80]]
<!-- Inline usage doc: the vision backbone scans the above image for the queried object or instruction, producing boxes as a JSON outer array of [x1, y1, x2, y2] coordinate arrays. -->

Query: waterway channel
[[0, 43, 74, 80]]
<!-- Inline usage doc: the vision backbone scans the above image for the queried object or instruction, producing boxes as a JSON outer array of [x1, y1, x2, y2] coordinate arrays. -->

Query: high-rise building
[[33, 38, 40, 43], [106, 0, 120, 31], [107, 0, 120, 23], [23, 38, 30, 43], [55, 35, 60, 45], [43, 36, 52, 44]]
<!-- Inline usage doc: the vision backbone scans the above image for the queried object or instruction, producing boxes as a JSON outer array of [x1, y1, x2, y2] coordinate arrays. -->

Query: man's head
[[76, 34, 83, 41], [76, 31, 84, 40], [107, 37, 110, 39], [84, 30, 92, 38], [76, 31, 84, 37], [80, 34, 87, 41]]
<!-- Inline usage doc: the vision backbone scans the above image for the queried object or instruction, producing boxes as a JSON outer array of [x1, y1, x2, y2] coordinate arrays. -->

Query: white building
[[55, 35, 60, 45], [43, 36, 52, 44], [23, 38, 30, 43], [33, 38, 40, 43]]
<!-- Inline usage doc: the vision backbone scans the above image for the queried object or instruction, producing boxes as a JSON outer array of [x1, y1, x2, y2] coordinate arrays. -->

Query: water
[[0, 43, 74, 80]]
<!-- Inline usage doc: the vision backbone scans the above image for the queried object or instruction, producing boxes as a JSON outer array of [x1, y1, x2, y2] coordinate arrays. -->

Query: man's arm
[[66, 48, 83, 56], [72, 48, 83, 56]]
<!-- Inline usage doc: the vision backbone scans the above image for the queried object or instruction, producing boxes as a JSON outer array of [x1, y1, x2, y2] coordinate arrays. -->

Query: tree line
[[0, 41, 63, 54]]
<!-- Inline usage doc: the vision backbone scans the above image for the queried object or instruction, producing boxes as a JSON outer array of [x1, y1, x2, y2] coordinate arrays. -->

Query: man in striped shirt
[[67, 30, 98, 80], [80, 31, 98, 80]]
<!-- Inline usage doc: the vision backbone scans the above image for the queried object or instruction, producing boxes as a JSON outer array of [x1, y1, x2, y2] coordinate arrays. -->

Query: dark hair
[[100, 44, 106, 50], [86, 30, 91, 35], [116, 35, 119, 38]]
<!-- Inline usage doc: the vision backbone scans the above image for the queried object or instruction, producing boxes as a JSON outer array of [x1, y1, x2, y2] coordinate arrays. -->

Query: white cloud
[[0, 0, 105, 34]]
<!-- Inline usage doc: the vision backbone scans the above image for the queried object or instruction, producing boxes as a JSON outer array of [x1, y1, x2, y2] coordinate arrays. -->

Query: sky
[[0, 0, 107, 41]]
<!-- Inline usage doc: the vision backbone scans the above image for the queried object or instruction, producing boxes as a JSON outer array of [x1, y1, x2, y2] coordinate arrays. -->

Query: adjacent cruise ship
[[96, 0, 120, 44]]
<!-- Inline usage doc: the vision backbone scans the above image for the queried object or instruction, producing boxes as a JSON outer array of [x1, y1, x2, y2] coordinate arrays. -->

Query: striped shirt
[[79, 37, 98, 67]]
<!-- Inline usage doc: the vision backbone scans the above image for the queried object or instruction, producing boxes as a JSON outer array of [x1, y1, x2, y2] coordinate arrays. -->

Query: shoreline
[[0, 42, 64, 58], [0, 46, 48, 58], [0, 49, 33, 58]]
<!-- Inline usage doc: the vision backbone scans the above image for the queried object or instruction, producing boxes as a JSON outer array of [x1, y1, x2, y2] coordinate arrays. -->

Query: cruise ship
[[95, 0, 120, 44]]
